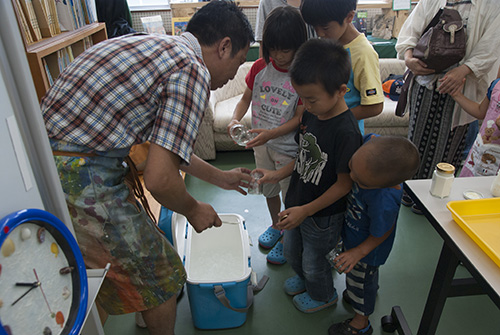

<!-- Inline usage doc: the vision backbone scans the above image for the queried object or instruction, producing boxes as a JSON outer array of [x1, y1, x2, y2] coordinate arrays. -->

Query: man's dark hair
[[262, 6, 307, 64], [290, 38, 351, 95], [187, 1, 254, 56], [301, 0, 357, 26]]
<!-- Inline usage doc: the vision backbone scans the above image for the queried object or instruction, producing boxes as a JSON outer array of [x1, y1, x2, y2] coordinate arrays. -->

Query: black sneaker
[[401, 192, 413, 207], [328, 319, 373, 335], [411, 203, 424, 215]]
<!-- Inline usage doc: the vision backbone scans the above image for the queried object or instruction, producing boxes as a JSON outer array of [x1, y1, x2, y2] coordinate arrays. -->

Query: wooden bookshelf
[[25, 22, 107, 102]]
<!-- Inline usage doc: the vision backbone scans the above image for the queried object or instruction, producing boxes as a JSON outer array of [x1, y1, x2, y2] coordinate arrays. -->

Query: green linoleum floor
[[103, 151, 500, 335]]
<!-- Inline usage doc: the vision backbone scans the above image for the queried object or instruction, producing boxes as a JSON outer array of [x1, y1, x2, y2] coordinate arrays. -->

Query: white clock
[[0, 209, 88, 335]]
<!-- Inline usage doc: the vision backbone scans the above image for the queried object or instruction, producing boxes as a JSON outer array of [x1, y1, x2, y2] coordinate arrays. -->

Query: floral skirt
[[50, 140, 186, 315]]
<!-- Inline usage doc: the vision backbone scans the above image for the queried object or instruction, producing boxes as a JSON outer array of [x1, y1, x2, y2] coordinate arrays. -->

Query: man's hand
[[186, 201, 222, 233], [218, 167, 252, 195]]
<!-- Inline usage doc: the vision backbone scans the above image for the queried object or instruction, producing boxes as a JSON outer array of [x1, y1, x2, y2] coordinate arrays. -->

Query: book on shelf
[[19, 0, 43, 41], [141, 15, 166, 34], [55, 0, 76, 31], [172, 17, 191, 36], [31, 0, 53, 37], [12, 0, 35, 44], [42, 58, 54, 86]]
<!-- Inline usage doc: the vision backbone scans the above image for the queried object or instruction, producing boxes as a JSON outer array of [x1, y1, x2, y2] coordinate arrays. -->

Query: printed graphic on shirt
[[346, 183, 362, 232], [295, 132, 328, 185], [253, 80, 297, 127]]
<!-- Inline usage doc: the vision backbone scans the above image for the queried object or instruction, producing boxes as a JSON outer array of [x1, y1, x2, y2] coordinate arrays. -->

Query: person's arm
[[143, 143, 222, 233], [335, 224, 395, 273], [180, 154, 252, 195], [253, 159, 295, 184], [227, 87, 253, 131], [450, 90, 489, 120], [350, 103, 383, 121], [276, 173, 353, 230], [246, 105, 304, 147]]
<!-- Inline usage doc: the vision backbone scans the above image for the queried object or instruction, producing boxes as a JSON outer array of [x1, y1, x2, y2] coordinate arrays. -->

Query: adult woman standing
[[396, 0, 500, 212]]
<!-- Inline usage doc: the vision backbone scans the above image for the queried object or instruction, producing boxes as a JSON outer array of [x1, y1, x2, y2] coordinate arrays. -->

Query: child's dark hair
[[262, 6, 307, 64], [187, 1, 254, 57], [290, 38, 351, 95], [301, 0, 357, 26], [364, 136, 420, 188]]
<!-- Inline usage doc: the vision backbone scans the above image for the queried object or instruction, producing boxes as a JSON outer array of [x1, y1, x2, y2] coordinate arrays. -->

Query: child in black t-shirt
[[255, 39, 362, 313]]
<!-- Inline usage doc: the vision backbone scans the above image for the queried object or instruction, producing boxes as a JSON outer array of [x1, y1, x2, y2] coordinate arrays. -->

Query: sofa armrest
[[379, 58, 406, 81], [210, 61, 253, 109]]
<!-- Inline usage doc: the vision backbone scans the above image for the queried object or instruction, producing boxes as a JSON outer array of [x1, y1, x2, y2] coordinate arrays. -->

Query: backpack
[[413, 7, 466, 73]]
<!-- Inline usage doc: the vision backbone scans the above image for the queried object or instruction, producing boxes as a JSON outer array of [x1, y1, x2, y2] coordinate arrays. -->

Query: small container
[[248, 171, 263, 195], [326, 240, 345, 274], [463, 190, 483, 200], [429, 163, 455, 198], [229, 124, 256, 146], [491, 170, 500, 197]]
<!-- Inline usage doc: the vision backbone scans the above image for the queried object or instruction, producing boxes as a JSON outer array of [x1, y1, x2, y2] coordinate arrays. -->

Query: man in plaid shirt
[[41, 2, 254, 334]]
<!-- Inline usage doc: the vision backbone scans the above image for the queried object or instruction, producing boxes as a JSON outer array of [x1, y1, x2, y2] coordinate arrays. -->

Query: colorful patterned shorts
[[50, 140, 186, 315]]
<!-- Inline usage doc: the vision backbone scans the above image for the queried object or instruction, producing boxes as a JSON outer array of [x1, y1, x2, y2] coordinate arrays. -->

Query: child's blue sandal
[[292, 291, 338, 313], [283, 275, 306, 296], [328, 319, 373, 335], [258, 226, 282, 249], [266, 241, 286, 264]]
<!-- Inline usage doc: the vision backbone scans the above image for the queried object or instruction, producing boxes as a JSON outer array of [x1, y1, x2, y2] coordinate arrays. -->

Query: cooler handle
[[213, 275, 269, 313]]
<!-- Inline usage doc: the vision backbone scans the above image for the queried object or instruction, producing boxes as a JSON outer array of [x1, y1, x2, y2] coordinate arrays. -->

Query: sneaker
[[292, 291, 338, 313], [411, 203, 424, 215], [135, 312, 147, 328], [258, 226, 282, 249], [266, 241, 286, 265], [328, 318, 373, 335], [284, 275, 306, 296], [401, 192, 413, 207]]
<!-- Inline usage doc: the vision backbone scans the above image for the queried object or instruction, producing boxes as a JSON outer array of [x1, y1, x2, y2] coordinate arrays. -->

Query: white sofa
[[193, 58, 409, 160]]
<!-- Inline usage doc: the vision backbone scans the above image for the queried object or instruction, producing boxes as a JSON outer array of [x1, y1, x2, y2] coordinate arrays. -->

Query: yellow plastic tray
[[447, 198, 500, 268]]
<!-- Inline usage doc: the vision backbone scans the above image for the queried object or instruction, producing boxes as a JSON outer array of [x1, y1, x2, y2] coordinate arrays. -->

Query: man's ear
[[218, 37, 233, 58], [345, 10, 356, 25]]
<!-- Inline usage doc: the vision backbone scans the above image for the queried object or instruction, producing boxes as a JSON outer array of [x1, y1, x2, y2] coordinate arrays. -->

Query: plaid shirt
[[42, 32, 211, 164]]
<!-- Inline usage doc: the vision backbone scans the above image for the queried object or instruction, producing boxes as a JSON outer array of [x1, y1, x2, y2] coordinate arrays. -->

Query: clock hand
[[11, 282, 40, 306], [33, 268, 54, 316], [15, 281, 39, 287]]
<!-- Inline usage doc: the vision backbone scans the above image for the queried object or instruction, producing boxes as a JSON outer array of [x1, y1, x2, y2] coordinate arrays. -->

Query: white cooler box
[[159, 210, 262, 330]]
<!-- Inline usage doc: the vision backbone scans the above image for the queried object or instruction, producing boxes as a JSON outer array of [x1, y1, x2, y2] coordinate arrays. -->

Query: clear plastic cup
[[326, 240, 345, 274], [229, 124, 256, 146], [248, 171, 263, 195]]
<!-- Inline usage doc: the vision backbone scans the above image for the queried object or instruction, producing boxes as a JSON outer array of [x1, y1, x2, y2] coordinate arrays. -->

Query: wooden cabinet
[[25, 22, 107, 102]]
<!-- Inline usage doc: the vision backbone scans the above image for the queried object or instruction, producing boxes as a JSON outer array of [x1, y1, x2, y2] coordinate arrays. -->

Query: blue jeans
[[283, 213, 344, 301]]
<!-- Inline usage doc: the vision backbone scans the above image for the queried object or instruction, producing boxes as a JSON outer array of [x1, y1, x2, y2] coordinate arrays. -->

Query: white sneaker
[[135, 312, 147, 328]]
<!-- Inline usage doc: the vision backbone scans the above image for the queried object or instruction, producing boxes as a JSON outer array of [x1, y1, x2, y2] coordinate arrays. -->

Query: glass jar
[[491, 170, 500, 197], [430, 163, 455, 198]]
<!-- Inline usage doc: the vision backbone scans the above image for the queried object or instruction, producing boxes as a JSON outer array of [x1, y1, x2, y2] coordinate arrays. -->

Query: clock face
[[0, 210, 87, 335]]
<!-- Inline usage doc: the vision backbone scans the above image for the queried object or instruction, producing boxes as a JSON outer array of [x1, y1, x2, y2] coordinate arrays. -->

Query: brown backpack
[[413, 7, 466, 73]]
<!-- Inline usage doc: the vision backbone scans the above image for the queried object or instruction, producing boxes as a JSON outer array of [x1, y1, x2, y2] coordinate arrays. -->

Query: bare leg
[[142, 295, 177, 335], [266, 195, 282, 226], [349, 312, 370, 330]]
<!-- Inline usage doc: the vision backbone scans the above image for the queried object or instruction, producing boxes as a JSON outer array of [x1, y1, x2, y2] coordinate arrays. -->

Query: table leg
[[417, 242, 459, 335]]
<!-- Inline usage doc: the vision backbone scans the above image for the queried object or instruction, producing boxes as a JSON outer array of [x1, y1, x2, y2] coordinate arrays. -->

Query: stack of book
[[12, 0, 97, 45]]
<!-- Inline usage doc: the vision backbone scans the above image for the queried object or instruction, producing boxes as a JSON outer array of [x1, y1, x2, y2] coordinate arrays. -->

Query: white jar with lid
[[430, 163, 455, 198], [491, 170, 500, 197]]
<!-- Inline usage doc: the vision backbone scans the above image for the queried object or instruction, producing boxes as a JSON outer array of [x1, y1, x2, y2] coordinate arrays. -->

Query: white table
[[398, 176, 500, 334]]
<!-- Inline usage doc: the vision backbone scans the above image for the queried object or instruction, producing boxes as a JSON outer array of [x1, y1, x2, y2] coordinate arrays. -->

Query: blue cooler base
[[187, 277, 250, 330]]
